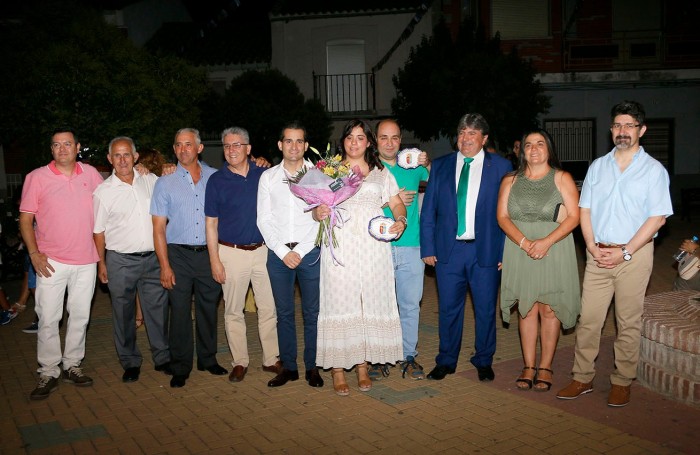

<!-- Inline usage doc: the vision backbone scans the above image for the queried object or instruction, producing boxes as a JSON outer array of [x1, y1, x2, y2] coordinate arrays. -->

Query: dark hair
[[137, 148, 166, 176], [514, 128, 562, 175], [51, 127, 79, 143], [611, 100, 646, 126], [340, 119, 383, 171], [457, 113, 490, 136], [279, 122, 307, 141]]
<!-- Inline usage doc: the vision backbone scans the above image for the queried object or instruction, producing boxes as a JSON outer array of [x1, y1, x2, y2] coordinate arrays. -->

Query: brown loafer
[[556, 380, 593, 399], [262, 360, 282, 374], [229, 365, 248, 383], [607, 384, 631, 407]]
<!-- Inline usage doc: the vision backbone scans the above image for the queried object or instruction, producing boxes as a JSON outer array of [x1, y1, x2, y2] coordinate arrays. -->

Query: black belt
[[218, 240, 265, 251], [121, 251, 154, 257], [172, 244, 208, 252], [285, 242, 299, 250]]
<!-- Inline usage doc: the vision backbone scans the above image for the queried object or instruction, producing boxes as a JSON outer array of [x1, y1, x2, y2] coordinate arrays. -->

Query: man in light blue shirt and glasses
[[557, 100, 673, 407]]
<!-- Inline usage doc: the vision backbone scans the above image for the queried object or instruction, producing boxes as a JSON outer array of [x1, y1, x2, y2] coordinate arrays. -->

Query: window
[[326, 40, 367, 112], [491, 0, 549, 39]]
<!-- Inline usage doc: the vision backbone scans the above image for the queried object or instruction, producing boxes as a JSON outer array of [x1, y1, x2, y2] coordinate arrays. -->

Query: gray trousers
[[106, 250, 170, 369]]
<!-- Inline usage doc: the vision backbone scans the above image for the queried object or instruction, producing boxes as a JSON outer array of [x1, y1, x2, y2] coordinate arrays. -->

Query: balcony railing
[[313, 72, 376, 116]]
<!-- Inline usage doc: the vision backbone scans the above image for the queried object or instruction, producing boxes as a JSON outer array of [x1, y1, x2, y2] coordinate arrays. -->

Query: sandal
[[356, 363, 372, 392], [12, 302, 26, 313], [534, 368, 553, 392], [135, 317, 144, 329], [331, 368, 350, 396], [515, 366, 536, 390]]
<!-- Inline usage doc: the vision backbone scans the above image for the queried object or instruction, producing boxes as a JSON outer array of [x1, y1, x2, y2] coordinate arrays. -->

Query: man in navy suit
[[420, 113, 512, 381]]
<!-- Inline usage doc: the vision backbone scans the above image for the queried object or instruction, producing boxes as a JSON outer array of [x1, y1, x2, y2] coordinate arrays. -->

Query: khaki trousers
[[219, 244, 279, 368], [572, 242, 654, 386]]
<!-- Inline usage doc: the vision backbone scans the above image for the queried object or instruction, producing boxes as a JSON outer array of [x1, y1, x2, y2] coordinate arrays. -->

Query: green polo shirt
[[381, 160, 429, 247]]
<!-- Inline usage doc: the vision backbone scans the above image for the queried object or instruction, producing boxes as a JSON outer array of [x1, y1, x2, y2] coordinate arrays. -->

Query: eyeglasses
[[610, 123, 640, 131], [50, 141, 74, 150], [223, 142, 249, 151]]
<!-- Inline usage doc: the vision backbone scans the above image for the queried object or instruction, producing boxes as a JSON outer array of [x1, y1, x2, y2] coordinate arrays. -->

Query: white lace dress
[[316, 167, 403, 369]]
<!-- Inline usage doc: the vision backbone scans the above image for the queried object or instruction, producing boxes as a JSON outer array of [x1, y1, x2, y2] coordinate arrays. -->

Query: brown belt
[[285, 242, 299, 250], [597, 239, 652, 249], [218, 240, 264, 251], [596, 242, 625, 249]]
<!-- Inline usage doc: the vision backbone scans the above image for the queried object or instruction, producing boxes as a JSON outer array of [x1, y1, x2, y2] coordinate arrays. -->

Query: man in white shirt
[[257, 123, 323, 388], [93, 137, 171, 383]]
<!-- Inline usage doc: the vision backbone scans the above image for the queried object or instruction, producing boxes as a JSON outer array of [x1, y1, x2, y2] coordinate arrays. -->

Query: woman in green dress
[[497, 129, 581, 391]]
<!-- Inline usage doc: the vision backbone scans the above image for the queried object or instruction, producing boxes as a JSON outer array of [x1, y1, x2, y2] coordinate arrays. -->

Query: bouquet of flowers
[[287, 145, 364, 265]]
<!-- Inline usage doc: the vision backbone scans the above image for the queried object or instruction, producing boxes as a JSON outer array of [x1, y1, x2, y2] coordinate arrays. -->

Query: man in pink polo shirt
[[20, 128, 104, 400]]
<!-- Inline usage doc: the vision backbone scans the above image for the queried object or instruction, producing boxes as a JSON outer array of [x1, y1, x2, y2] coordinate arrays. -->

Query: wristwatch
[[397, 216, 408, 227], [621, 247, 632, 261]]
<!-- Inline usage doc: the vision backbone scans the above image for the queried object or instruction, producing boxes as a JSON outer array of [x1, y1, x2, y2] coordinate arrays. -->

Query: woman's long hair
[[340, 119, 383, 171], [514, 128, 562, 175]]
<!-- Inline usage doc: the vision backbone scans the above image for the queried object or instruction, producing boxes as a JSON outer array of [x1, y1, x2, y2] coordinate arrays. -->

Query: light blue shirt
[[150, 161, 217, 245], [579, 146, 673, 244]]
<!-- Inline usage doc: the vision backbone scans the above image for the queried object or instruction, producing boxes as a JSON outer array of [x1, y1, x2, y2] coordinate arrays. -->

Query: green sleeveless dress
[[500, 169, 581, 329]]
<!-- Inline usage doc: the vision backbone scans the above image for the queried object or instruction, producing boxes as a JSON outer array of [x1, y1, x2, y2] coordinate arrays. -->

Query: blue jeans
[[267, 248, 320, 372], [391, 246, 425, 360]]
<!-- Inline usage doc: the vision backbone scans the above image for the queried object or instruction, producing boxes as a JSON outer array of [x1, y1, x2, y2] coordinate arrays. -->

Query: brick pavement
[[0, 217, 698, 454]]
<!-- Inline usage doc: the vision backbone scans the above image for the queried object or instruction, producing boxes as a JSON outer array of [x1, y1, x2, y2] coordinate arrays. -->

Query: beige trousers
[[219, 244, 279, 368], [572, 242, 654, 386]]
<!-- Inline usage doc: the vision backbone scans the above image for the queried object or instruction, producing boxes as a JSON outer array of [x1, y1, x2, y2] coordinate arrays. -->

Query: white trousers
[[36, 259, 96, 378]]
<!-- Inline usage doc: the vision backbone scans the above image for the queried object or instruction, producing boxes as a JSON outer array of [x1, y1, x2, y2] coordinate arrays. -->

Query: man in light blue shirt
[[151, 128, 227, 388], [557, 101, 673, 407]]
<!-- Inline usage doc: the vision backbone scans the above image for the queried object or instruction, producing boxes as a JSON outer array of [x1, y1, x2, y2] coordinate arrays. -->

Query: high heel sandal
[[515, 366, 536, 390], [534, 368, 553, 392], [356, 363, 372, 392], [331, 368, 350, 396]]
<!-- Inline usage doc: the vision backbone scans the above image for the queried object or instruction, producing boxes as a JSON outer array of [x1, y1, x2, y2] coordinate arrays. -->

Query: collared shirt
[[454, 150, 485, 240], [205, 163, 265, 245], [257, 160, 319, 260], [20, 161, 103, 264], [150, 161, 216, 245], [381, 160, 429, 247], [93, 170, 157, 253], [579, 146, 673, 244]]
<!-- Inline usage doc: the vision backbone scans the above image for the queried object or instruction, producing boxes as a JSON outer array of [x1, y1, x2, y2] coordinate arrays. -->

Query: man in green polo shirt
[[375, 119, 431, 379]]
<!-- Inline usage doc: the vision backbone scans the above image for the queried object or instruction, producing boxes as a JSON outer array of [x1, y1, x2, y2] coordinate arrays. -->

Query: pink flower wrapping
[[288, 165, 364, 265]]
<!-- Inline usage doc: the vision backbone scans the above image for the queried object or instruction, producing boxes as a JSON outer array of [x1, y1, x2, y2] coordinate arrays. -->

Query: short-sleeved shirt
[[579, 146, 673, 244], [93, 170, 158, 253], [20, 161, 104, 264], [381, 160, 429, 247], [204, 163, 265, 245], [150, 161, 216, 245]]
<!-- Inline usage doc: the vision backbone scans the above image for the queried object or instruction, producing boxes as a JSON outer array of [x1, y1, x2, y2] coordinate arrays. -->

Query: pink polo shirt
[[20, 161, 103, 265]]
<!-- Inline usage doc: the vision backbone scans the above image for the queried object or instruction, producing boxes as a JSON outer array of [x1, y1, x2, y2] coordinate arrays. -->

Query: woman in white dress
[[313, 119, 407, 396]]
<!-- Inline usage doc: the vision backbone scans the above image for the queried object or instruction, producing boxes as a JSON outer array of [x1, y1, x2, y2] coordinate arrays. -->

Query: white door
[[326, 40, 366, 112]]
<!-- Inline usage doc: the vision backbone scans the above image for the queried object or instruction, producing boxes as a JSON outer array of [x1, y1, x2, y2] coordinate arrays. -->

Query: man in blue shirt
[[205, 126, 281, 384], [151, 128, 228, 388], [375, 119, 430, 380], [557, 101, 673, 407]]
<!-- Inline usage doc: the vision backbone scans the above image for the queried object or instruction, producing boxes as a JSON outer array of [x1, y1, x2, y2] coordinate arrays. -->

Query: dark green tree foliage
[[392, 18, 550, 151], [0, 0, 209, 170], [220, 69, 332, 161]]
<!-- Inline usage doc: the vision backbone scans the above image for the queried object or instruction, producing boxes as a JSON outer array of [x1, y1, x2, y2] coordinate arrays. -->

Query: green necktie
[[457, 156, 474, 236]]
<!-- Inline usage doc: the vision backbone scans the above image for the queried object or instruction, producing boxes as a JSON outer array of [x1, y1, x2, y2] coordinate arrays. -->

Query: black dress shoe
[[170, 375, 187, 388], [197, 363, 228, 376], [122, 367, 140, 383], [155, 362, 173, 376], [476, 366, 495, 382], [267, 368, 300, 387], [427, 365, 456, 380], [305, 368, 324, 388]]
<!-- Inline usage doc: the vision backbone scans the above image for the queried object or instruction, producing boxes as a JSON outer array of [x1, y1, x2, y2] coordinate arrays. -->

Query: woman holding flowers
[[313, 119, 406, 396]]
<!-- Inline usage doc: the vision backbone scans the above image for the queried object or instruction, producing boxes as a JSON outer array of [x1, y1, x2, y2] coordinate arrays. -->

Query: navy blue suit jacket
[[420, 151, 512, 266]]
